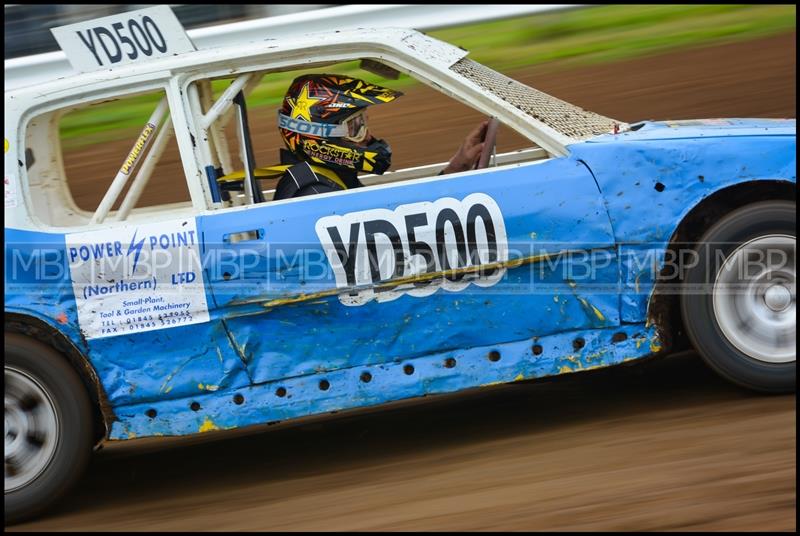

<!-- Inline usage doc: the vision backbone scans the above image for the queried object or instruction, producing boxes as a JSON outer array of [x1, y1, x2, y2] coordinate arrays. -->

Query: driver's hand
[[440, 119, 489, 175]]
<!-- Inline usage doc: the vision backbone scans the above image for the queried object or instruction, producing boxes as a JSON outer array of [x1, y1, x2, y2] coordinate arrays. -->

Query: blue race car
[[4, 13, 795, 523]]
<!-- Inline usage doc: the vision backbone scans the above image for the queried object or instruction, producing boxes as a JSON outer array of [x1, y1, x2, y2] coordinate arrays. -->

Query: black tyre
[[681, 200, 796, 393], [5, 333, 94, 524]]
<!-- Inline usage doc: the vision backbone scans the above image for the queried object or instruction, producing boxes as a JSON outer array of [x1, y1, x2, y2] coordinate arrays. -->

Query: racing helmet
[[277, 74, 403, 175]]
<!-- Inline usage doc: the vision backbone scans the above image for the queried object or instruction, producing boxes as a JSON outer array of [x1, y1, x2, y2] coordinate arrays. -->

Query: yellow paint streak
[[481, 380, 505, 387], [160, 361, 189, 394], [585, 349, 607, 361], [513, 373, 525, 381], [559, 366, 572, 374], [650, 339, 663, 353], [261, 289, 340, 308], [254, 251, 567, 309], [198, 383, 220, 392], [577, 297, 606, 322], [566, 361, 605, 373], [199, 417, 220, 433]]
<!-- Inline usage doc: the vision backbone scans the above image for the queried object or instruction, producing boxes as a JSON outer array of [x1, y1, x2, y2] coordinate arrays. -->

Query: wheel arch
[[5, 312, 115, 445], [646, 179, 796, 349]]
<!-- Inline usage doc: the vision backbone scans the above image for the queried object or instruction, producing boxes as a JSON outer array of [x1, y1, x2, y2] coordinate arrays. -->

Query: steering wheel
[[474, 117, 500, 170]]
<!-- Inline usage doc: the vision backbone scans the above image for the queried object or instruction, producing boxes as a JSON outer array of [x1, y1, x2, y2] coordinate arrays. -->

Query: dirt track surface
[[10, 352, 796, 532], [15, 34, 796, 531]]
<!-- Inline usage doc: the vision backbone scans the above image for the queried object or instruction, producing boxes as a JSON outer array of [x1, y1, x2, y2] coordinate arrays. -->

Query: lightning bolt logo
[[127, 229, 147, 276]]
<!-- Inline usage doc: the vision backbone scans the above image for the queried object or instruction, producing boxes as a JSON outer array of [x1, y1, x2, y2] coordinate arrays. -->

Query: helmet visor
[[342, 110, 368, 143]]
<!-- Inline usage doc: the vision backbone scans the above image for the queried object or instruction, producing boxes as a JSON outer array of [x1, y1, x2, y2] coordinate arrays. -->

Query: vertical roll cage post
[[186, 72, 263, 208], [197, 80, 233, 175], [233, 90, 264, 205], [93, 73, 260, 223]]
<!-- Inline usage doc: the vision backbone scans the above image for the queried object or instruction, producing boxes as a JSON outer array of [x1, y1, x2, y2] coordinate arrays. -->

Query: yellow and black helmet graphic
[[278, 74, 402, 175], [281, 74, 402, 124]]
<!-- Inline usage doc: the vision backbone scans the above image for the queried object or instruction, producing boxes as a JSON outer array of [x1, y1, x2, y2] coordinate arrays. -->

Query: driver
[[273, 74, 489, 200]]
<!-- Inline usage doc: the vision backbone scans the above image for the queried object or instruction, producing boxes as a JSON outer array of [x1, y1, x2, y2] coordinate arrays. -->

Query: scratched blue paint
[[200, 157, 618, 384], [570, 118, 796, 322], [109, 322, 660, 439], [571, 119, 796, 243], [5, 118, 795, 441], [618, 244, 667, 323], [232, 248, 620, 385], [5, 229, 87, 353]]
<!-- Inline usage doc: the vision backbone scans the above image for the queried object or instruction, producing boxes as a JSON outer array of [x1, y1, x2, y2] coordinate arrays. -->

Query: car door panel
[[199, 157, 618, 384]]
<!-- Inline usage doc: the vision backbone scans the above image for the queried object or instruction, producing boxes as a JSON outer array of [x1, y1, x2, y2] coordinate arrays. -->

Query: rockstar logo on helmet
[[287, 83, 323, 122]]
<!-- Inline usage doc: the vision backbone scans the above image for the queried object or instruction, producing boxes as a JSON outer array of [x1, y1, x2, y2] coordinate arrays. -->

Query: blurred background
[[7, 4, 796, 212], [5, 4, 796, 532], [4, 5, 333, 59]]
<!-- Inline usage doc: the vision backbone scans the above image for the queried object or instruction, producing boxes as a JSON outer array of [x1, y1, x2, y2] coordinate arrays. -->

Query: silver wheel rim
[[713, 234, 796, 364], [5, 366, 60, 493]]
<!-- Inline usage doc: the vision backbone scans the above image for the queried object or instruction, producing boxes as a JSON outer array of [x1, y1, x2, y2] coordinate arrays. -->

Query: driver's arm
[[439, 119, 489, 175]]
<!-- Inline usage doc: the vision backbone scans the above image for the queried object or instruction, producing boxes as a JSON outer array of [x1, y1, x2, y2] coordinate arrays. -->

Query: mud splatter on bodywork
[[109, 322, 663, 439]]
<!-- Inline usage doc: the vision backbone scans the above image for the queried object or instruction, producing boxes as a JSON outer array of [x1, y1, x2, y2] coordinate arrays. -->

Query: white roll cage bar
[[91, 65, 553, 223], [91, 71, 263, 223]]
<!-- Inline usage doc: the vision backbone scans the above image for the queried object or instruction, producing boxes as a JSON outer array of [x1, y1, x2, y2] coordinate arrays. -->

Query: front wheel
[[681, 200, 796, 393], [5, 333, 94, 524]]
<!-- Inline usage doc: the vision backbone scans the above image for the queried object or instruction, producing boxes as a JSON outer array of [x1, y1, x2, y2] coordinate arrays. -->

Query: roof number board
[[51, 5, 196, 73]]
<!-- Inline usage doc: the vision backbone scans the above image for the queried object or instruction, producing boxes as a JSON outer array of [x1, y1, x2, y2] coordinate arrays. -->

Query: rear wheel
[[681, 200, 795, 393], [5, 333, 94, 524]]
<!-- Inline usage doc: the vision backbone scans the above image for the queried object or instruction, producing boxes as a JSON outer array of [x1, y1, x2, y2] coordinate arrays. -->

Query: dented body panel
[[201, 157, 618, 385], [570, 119, 796, 323]]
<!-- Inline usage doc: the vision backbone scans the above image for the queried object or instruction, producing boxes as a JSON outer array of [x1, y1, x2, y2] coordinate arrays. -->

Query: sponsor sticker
[[303, 139, 360, 167], [316, 193, 508, 306], [121, 123, 155, 175], [66, 218, 209, 339]]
